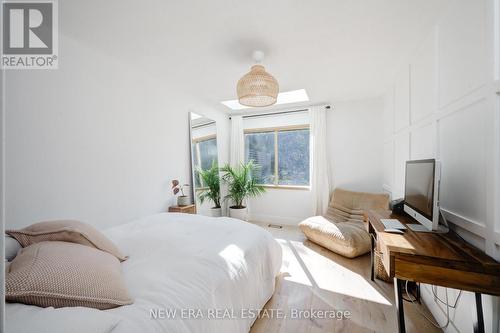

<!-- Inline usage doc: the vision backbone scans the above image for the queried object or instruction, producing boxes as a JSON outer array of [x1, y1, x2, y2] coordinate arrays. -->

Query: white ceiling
[[62, 0, 451, 113]]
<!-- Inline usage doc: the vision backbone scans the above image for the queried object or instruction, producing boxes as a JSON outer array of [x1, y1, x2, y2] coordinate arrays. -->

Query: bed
[[6, 213, 283, 333]]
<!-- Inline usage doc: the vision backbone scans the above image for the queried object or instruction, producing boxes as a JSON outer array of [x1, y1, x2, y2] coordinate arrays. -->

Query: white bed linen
[[6, 213, 282, 333]]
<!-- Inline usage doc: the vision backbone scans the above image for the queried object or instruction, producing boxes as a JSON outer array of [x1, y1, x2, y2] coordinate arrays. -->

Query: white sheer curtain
[[310, 105, 331, 215], [230, 115, 245, 167]]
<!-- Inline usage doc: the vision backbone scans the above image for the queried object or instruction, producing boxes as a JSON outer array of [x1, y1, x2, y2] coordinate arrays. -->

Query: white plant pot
[[229, 206, 248, 221], [177, 196, 190, 206], [209, 207, 222, 217]]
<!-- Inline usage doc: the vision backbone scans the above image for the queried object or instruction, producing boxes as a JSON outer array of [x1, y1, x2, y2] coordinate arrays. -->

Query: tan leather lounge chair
[[300, 188, 389, 258]]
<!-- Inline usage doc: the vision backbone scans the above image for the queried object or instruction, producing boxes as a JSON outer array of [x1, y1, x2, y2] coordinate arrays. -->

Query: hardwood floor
[[250, 223, 442, 333]]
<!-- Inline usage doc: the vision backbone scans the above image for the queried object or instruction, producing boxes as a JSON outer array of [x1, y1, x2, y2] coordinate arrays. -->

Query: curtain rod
[[229, 105, 330, 120]]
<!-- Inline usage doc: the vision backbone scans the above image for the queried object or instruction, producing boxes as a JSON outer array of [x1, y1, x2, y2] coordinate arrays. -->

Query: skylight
[[221, 89, 309, 110]]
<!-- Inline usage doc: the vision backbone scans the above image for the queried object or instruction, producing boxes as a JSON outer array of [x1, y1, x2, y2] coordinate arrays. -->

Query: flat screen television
[[403, 159, 441, 231]]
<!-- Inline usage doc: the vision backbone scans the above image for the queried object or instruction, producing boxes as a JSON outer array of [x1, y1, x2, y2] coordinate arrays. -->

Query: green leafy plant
[[196, 161, 221, 208], [220, 161, 266, 209]]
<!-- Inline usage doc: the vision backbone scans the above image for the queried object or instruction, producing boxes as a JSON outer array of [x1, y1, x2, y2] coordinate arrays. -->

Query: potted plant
[[172, 180, 190, 206], [196, 161, 222, 217], [220, 161, 265, 221]]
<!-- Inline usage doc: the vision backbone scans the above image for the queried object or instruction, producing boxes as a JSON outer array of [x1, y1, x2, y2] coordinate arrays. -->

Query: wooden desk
[[365, 210, 500, 333], [168, 204, 196, 214]]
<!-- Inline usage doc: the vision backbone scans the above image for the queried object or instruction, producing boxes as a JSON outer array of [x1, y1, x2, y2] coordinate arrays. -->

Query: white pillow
[[5, 235, 21, 261]]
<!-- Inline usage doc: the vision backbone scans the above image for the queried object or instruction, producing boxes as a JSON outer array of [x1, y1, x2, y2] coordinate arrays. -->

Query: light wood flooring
[[250, 222, 442, 333]]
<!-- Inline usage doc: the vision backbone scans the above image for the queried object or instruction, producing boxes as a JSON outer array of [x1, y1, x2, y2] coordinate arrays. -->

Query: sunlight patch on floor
[[275, 235, 391, 306], [250, 222, 443, 333], [293, 240, 391, 305], [276, 238, 313, 287]]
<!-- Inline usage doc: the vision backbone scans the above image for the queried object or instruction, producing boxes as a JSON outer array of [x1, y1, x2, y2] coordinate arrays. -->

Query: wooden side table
[[168, 204, 196, 214]]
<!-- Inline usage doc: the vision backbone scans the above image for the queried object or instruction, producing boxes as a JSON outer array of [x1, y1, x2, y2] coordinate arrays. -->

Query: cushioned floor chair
[[299, 188, 389, 258]]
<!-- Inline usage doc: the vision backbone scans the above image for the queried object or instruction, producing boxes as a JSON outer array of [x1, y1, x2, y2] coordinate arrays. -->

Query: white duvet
[[6, 213, 282, 333]]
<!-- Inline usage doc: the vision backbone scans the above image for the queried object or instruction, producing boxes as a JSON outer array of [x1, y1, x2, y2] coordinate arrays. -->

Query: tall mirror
[[189, 112, 221, 217]]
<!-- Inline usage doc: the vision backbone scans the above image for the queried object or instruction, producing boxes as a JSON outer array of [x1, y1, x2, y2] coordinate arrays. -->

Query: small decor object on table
[[172, 180, 190, 206], [168, 204, 196, 214], [196, 161, 222, 217], [220, 161, 265, 221]]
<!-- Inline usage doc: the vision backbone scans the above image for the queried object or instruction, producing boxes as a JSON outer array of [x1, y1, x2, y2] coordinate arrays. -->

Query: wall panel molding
[[384, 1, 500, 330], [383, 140, 394, 190], [410, 121, 435, 159], [437, 0, 488, 109], [494, 0, 500, 80], [442, 208, 487, 239], [393, 66, 411, 132], [438, 99, 489, 228], [436, 87, 488, 119], [410, 28, 437, 124], [494, 92, 500, 247]]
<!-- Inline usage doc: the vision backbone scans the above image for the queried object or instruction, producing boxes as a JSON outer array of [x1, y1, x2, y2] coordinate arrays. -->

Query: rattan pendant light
[[237, 51, 279, 107]]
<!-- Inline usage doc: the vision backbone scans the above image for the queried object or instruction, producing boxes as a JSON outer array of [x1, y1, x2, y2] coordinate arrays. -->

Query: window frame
[[244, 124, 310, 190]]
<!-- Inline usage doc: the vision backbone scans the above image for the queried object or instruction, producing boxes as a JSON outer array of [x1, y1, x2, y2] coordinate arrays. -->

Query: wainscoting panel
[[383, 87, 394, 140], [496, 93, 500, 241], [410, 29, 436, 124], [496, 0, 500, 80], [393, 133, 410, 199], [383, 141, 394, 191], [383, 1, 499, 331], [438, 99, 488, 227], [438, 0, 487, 109], [393, 66, 410, 132], [410, 122, 435, 160]]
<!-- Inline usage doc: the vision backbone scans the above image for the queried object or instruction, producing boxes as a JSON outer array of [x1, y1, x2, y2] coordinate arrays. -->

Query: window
[[245, 132, 275, 184], [277, 129, 310, 185], [245, 126, 310, 187], [192, 136, 218, 187]]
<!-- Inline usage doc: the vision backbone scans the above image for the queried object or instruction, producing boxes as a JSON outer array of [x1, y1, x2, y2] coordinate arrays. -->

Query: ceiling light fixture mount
[[237, 50, 279, 108]]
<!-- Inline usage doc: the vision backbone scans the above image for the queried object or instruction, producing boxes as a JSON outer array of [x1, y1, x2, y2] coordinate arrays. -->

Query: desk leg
[[474, 293, 485, 333], [370, 235, 375, 281], [394, 278, 406, 333]]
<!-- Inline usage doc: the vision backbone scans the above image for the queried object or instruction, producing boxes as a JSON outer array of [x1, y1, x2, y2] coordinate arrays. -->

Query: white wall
[[247, 97, 385, 225], [382, 0, 500, 331], [4, 26, 229, 230], [247, 188, 313, 226], [327, 98, 385, 193]]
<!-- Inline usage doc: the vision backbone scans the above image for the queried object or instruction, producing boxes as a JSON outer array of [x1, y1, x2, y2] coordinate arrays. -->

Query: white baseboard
[[247, 213, 304, 226]]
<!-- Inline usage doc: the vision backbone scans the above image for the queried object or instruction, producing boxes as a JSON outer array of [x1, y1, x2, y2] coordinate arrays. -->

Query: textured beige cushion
[[299, 216, 371, 258], [325, 188, 389, 223], [6, 220, 127, 261], [300, 188, 389, 258], [6, 241, 132, 309]]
